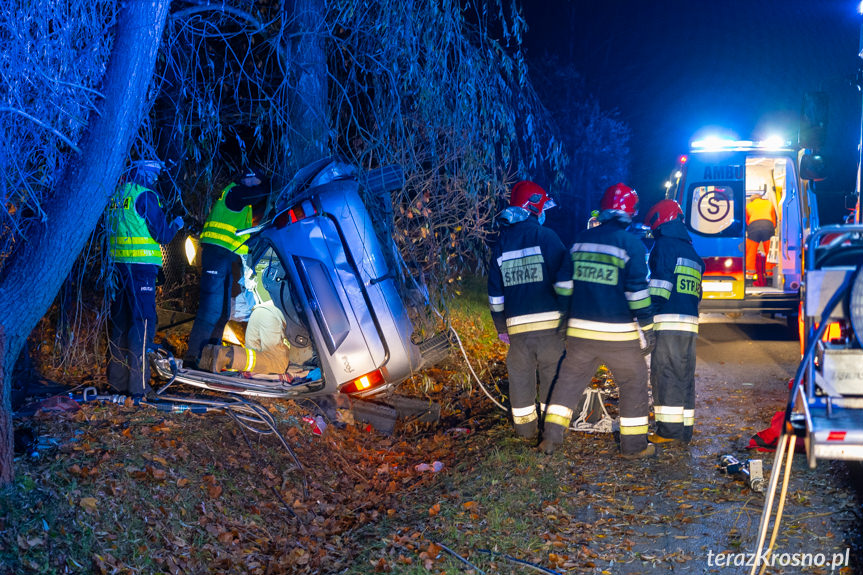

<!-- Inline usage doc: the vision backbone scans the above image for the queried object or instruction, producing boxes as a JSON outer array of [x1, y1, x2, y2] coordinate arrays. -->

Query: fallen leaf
[[79, 497, 98, 512], [428, 503, 440, 516]]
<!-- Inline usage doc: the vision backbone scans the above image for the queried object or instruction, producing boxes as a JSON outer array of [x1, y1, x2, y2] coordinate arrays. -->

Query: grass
[[6, 274, 859, 574]]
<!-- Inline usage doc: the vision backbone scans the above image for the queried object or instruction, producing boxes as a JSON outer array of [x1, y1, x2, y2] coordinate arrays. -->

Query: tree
[[0, 0, 171, 484], [0, 0, 568, 483], [153, 1, 566, 273], [530, 55, 631, 246]]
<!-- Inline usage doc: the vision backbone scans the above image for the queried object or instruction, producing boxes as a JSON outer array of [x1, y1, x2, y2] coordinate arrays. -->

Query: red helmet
[[599, 182, 639, 218], [644, 199, 683, 231], [510, 180, 555, 215]]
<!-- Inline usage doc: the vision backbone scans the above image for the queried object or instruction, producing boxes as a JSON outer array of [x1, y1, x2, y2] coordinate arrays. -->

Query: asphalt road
[[640, 318, 863, 574]]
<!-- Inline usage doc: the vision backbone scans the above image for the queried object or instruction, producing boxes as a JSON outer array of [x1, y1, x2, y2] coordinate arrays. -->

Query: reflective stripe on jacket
[[488, 216, 573, 336], [200, 183, 253, 254], [566, 220, 653, 340], [647, 218, 704, 333], [108, 183, 163, 266]]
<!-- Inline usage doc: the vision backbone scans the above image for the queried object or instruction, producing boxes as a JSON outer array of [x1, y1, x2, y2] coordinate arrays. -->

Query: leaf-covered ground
[[3, 283, 862, 574]]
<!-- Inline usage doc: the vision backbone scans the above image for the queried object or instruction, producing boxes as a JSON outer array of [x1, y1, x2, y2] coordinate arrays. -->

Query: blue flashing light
[[690, 135, 792, 152]]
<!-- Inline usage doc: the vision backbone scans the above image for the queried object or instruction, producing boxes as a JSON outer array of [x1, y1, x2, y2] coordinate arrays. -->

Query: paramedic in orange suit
[[745, 194, 776, 285]]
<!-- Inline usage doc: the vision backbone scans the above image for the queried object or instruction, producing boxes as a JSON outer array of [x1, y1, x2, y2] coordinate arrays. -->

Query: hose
[[392, 242, 508, 413], [757, 432, 796, 575], [476, 549, 562, 574], [749, 432, 790, 575], [433, 541, 486, 574], [445, 322, 508, 413], [154, 392, 309, 497]]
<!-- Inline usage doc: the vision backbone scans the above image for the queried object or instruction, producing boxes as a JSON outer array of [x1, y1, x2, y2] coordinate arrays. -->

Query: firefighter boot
[[198, 344, 215, 372], [200, 345, 235, 373], [620, 443, 656, 460], [648, 433, 680, 445], [212, 346, 235, 372], [539, 422, 565, 455], [516, 424, 539, 442], [513, 408, 539, 441]]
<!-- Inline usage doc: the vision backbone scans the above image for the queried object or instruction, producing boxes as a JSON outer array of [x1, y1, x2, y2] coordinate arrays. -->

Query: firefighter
[[107, 160, 184, 396], [540, 183, 655, 459], [488, 181, 573, 440], [198, 263, 316, 375], [644, 200, 704, 443], [745, 193, 776, 286], [185, 168, 270, 367]]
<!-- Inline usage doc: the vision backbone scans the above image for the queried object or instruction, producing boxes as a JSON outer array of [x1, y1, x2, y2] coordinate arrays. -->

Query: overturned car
[[152, 158, 450, 399]]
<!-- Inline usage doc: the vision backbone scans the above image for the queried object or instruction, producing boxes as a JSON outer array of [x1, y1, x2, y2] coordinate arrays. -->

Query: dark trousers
[[186, 244, 238, 363], [507, 331, 565, 438], [544, 338, 649, 454], [650, 330, 697, 441], [107, 264, 157, 395]]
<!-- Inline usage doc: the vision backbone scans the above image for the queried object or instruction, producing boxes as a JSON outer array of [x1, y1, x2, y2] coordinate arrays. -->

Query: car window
[[296, 256, 351, 354], [253, 246, 304, 327]]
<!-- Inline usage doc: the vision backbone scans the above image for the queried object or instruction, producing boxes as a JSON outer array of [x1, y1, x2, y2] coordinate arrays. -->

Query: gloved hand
[[641, 329, 656, 356], [498, 333, 510, 345], [171, 216, 184, 230]]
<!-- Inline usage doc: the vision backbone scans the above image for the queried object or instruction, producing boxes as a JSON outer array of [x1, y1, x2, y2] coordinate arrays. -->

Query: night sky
[[524, 0, 861, 220]]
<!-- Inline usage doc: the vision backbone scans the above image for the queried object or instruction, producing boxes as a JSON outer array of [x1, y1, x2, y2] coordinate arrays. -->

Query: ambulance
[[664, 137, 823, 321]]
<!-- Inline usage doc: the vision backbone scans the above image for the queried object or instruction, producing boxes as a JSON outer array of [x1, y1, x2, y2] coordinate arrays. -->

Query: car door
[[257, 191, 386, 389], [679, 153, 746, 301]]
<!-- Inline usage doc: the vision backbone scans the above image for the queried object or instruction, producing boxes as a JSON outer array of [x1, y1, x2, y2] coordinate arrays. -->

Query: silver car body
[[152, 159, 435, 399]]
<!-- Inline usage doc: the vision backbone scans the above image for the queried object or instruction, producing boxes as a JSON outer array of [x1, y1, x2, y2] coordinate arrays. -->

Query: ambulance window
[[685, 183, 743, 237]]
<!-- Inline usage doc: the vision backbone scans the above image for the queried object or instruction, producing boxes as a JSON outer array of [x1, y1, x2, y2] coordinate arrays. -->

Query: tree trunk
[[0, 327, 9, 484], [286, 0, 329, 173], [0, 0, 171, 486]]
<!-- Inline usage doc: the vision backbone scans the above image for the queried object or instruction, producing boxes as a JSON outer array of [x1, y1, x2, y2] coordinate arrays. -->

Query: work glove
[[498, 333, 510, 345], [641, 329, 656, 357], [171, 216, 184, 230]]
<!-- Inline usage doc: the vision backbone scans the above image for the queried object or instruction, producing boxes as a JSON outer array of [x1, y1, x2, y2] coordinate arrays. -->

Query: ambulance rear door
[[676, 152, 746, 302], [774, 155, 803, 293]]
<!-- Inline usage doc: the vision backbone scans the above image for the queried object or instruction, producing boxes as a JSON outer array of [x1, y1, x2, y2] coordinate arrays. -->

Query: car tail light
[[340, 369, 386, 395], [704, 256, 743, 277], [274, 199, 317, 229]]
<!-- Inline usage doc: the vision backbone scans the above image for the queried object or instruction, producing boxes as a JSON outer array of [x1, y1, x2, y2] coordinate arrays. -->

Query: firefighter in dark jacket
[[540, 183, 656, 459], [488, 181, 573, 440], [644, 200, 704, 443], [107, 160, 184, 396], [185, 168, 270, 366]]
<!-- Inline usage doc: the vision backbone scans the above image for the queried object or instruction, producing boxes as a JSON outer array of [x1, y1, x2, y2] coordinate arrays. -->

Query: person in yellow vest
[[745, 193, 777, 286], [107, 160, 184, 396], [185, 168, 270, 367]]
